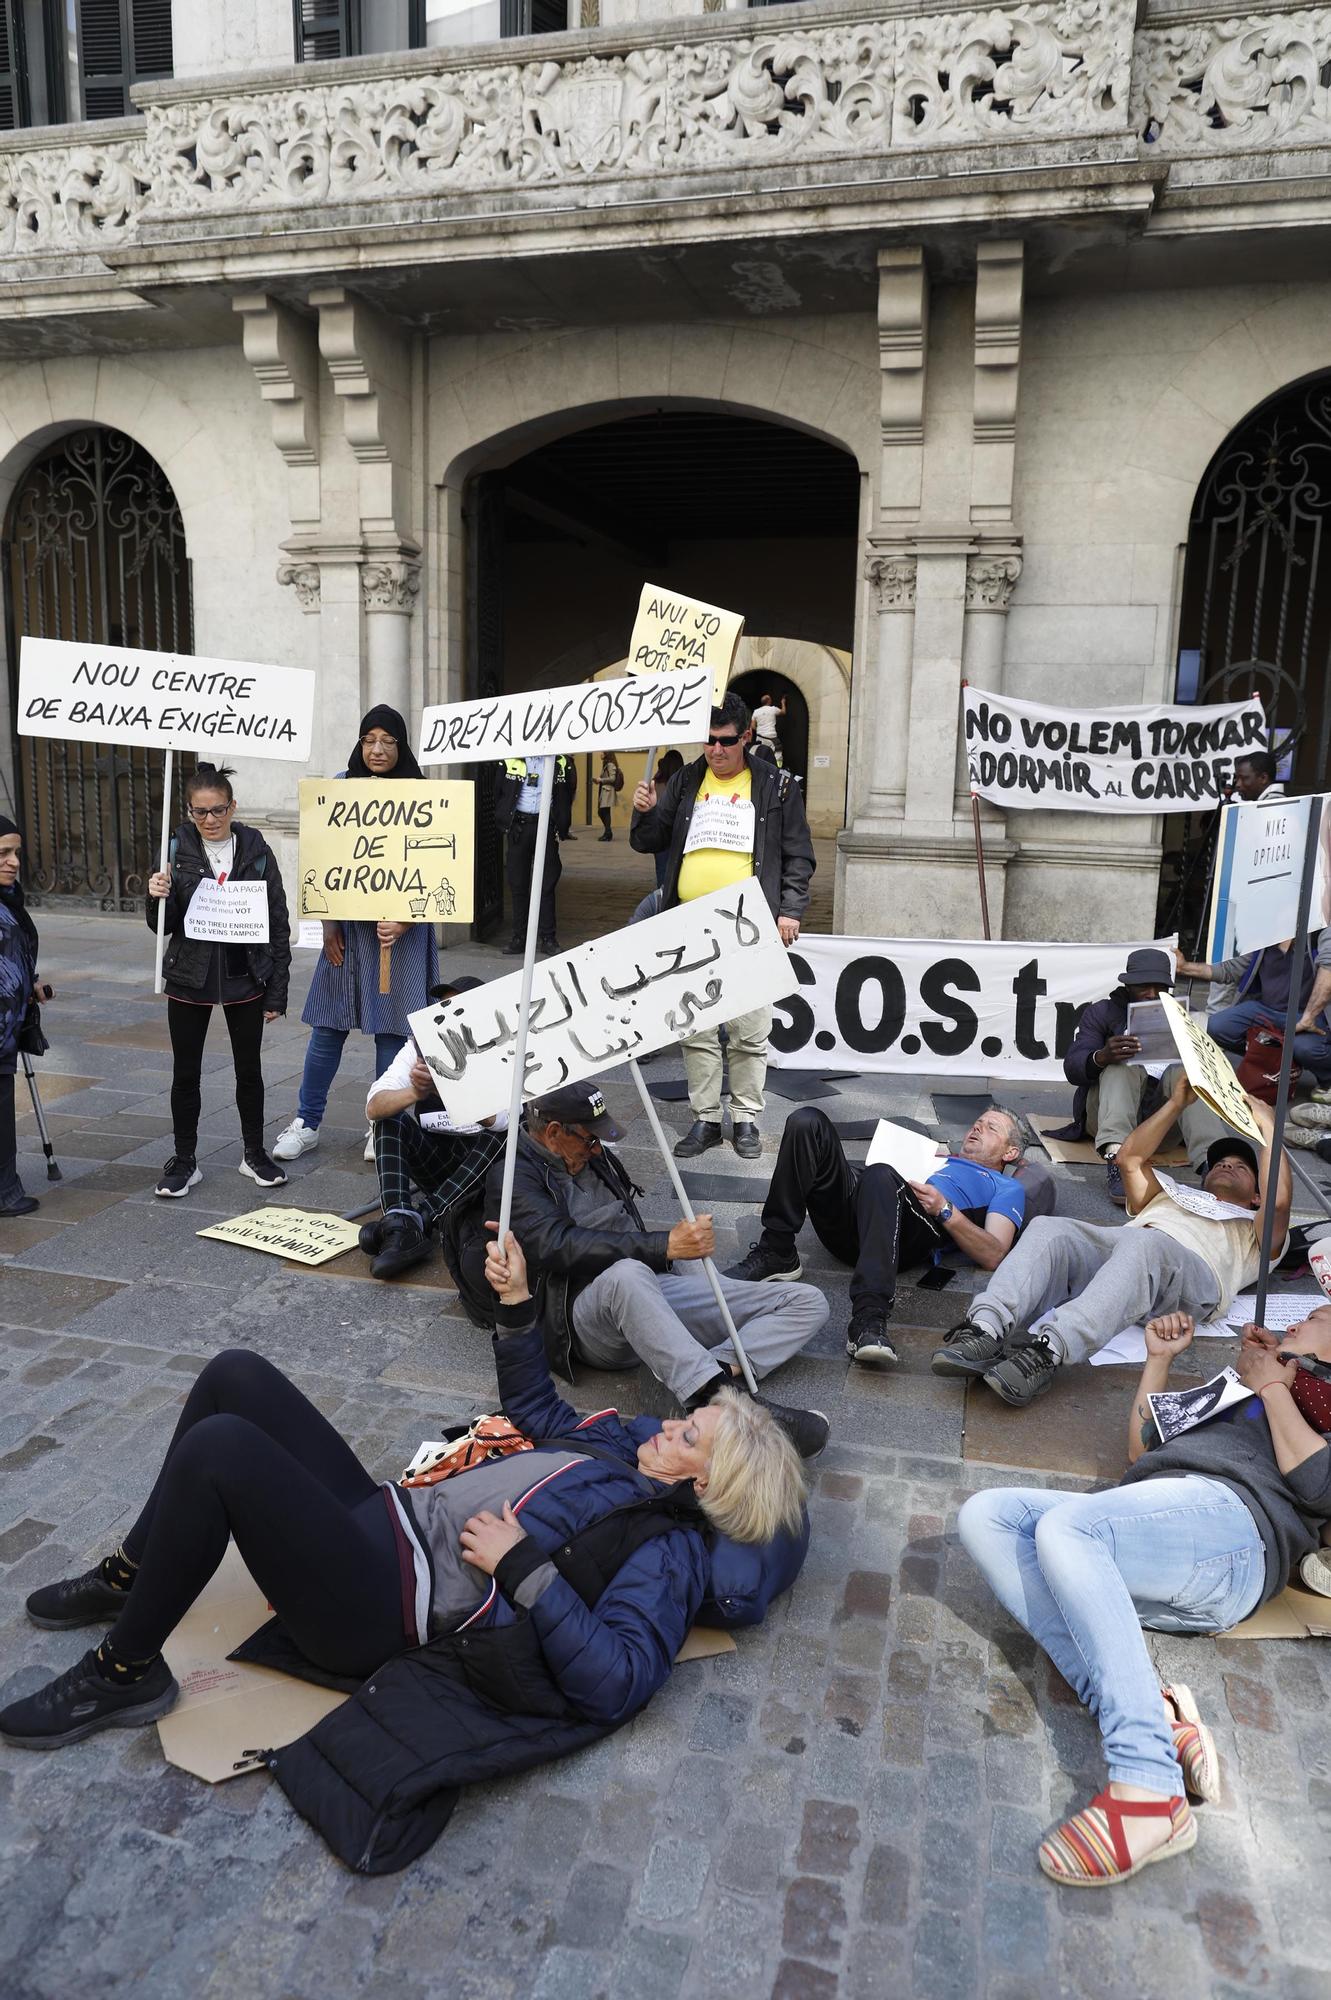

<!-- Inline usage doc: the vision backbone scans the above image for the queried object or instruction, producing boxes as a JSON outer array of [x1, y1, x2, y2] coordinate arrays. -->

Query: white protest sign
[[767, 935, 1175, 1083], [418, 670, 712, 766], [963, 687, 1266, 813], [408, 882, 794, 1125], [18, 636, 314, 761], [1153, 1170, 1260, 1225], [1206, 792, 1331, 959], [683, 796, 755, 856], [183, 878, 269, 944], [865, 1119, 946, 1183], [1158, 992, 1265, 1141]]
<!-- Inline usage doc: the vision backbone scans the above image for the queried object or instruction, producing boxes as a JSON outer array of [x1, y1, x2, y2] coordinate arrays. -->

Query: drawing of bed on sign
[[407, 884, 796, 1127]]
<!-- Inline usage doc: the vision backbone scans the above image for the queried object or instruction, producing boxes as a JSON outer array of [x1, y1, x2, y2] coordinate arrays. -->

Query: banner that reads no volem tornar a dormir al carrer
[[963, 687, 1266, 812]]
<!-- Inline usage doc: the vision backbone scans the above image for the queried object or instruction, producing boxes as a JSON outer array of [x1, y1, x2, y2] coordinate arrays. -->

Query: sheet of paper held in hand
[[408, 882, 795, 1126], [1125, 1000, 1178, 1069], [1148, 1367, 1252, 1443], [1158, 992, 1265, 1142], [865, 1119, 946, 1186], [182, 878, 269, 945], [196, 1207, 363, 1266], [1153, 1170, 1262, 1225]]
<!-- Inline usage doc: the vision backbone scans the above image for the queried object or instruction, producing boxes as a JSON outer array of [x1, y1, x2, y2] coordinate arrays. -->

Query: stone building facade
[[2, 0, 1329, 942]]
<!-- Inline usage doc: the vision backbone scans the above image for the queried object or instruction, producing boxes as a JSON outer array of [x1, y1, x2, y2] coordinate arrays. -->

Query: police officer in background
[[494, 755, 574, 957]]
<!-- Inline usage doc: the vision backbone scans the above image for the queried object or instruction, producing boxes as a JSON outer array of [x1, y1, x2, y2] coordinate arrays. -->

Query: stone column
[[856, 546, 916, 822], [361, 556, 422, 720], [956, 551, 1022, 816]]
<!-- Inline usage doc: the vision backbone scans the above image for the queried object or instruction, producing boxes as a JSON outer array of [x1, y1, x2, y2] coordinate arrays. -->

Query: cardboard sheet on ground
[[18, 636, 314, 760], [1228, 1581, 1331, 1640], [182, 877, 269, 944], [196, 1206, 364, 1265], [298, 777, 474, 923], [1206, 791, 1331, 959], [1027, 1114, 1186, 1168], [626, 585, 743, 705], [866, 1119, 946, 1184], [1159, 992, 1264, 1142], [417, 669, 713, 765], [409, 881, 795, 1126]]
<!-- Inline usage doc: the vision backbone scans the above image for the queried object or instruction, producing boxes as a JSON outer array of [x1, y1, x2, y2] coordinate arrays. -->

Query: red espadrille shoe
[[1039, 1790, 1194, 1886], [1162, 1683, 1220, 1805]]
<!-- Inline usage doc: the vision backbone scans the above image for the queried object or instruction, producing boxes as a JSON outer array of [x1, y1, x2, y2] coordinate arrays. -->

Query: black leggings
[[167, 996, 265, 1156], [0, 1069, 19, 1198], [112, 1349, 408, 1677]]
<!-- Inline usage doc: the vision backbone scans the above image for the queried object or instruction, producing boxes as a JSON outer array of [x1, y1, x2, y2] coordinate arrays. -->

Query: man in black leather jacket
[[484, 1083, 830, 1455]]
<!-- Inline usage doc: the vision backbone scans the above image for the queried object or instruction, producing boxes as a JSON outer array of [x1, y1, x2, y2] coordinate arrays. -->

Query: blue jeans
[[297, 1027, 405, 1130], [1208, 997, 1331, 1080], [958, 1477, 1265, 1793]]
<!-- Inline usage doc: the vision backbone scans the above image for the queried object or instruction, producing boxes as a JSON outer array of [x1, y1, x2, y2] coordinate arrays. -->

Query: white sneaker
[[272, 1118, 320, 1162], [1300, 1548, 1331, 1598], [364, 1128, 376, 1163], [1290, 1102, 1331, 1129]]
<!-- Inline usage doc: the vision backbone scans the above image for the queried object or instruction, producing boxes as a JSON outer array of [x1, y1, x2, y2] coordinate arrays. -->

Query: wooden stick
[[970, 793, 992, 943], [379, 940, 393, 995]]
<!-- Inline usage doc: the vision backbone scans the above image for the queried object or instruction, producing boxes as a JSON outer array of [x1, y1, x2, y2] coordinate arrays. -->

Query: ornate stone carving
[[894, 3, 1133, 147], [965, 554, 1022, 608], [1135, 14, 1331, 150], [276, 559, 321, 610], [361, 560, 421, 613], [865, 549, 917, 608]]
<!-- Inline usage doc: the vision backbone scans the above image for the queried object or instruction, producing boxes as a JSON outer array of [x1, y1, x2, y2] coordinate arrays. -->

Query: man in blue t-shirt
[[725, 1104, 1028, 1369]]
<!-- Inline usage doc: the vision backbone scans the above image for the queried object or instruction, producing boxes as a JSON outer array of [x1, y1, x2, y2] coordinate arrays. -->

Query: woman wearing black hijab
[[0, 813, 42, 1217], [273, 706, 440, 1163]]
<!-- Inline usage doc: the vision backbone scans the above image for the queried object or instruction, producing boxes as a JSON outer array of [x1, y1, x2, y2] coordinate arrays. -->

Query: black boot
[[371, 1216, 433, 1280], [674, 1120, 723, 1160]]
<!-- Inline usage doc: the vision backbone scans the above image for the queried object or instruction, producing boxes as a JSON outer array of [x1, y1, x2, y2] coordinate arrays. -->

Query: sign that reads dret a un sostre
[[18, 636, 315, 761], [963, 687, 1266, 812], [408, 882, 794, 1125], [417, 669, 712, 766], [626, 586, 744, 704], [298, 779, 475, 923]]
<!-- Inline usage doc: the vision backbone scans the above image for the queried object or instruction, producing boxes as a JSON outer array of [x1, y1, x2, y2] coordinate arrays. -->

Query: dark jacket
[[1060, 986, 1134, 1138], [484, 1131, 672, 1377], [494, 758, 575, 841], [263, 1307, 810, 1873], [145, 820, 291, 1013], [629, 750, 814, 920], [0, 896, 35, 1075]]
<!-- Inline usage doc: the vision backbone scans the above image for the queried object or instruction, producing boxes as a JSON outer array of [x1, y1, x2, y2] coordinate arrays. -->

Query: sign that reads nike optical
[[417, 669, 713, 766], [963, 687, 1267, 812], [1206, 791, 1331, 960], [408, 882, 794, 1125], [18, 636, 315, 761], [766, 935, 1176, 1083]]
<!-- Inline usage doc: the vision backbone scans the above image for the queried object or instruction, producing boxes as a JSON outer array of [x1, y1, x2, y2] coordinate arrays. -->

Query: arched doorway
[[1159, 374, 1331, 940], [4, 428, 194, 910], [464, 408, 860, 935], [730, 669, 810, 780]]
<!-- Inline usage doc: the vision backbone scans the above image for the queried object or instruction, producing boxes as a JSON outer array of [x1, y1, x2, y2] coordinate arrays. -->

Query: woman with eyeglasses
[[146, 762, 291, 1198], [272, 705, 439, 1166]]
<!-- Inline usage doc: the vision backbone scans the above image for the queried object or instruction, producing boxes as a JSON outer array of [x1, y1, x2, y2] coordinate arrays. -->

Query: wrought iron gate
[[3, 427, 194, 910], [1159, 376, 1331, 942]]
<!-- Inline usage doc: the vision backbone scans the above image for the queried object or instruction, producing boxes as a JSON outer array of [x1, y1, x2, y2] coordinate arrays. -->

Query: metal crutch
[[20, 1051, 61, 1180]]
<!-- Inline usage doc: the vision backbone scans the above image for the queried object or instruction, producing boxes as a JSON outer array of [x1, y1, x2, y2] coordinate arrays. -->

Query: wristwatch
[[937, 1201, 954, 1224]]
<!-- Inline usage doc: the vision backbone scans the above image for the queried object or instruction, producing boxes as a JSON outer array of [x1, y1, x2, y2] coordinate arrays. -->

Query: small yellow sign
[[1159, 992, 1265, 1143], [298, 778, 474, 923], [626, 585, 744, 706], [196, 1206, 364, 1266]]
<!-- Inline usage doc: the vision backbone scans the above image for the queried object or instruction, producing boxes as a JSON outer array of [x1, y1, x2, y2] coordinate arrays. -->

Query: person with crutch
[[0, 812, 50, 1218]]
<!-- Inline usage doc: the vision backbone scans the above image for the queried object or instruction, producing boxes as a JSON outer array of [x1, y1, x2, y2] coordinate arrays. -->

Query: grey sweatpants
[[1085, 1061, 1228, 1174], [571, 1260, 828, 1404], [967, 1217, 1221, 1365]]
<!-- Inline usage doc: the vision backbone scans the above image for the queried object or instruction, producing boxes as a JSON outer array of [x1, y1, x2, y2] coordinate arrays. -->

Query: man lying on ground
[[958, 1304, 1331, 1885], [1, 1232, 809, 1873], [491, 1082, 831, 1458], [932, 1076, 1290, 1405], [725, 1104, 1034, 1370], [360, 975, 505, 1280]]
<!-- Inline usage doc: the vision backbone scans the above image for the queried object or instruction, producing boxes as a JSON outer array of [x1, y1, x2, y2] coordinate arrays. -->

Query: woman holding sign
[[147, 764, 291, 1198], [274, 706, 439, 1164]]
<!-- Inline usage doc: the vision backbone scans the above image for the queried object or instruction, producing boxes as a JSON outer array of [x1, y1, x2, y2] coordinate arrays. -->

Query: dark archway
[[1158, 373, 1331, 941], [4, 427, 194, 909], [465, 408, 860, 934], [730, 669, 810, 780]]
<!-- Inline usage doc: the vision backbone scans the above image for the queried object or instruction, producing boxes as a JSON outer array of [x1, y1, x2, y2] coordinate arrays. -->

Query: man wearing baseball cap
[[487, 1081, 831, 1457], [1053, 946, 1228, 1207]]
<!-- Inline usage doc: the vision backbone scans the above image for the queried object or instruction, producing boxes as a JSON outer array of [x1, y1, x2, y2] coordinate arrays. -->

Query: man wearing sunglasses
[[630, 691, 814, 1160]]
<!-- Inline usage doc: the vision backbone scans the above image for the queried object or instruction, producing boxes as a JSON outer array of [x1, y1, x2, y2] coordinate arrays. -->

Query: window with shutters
[[2, 0, 71, 129], [0, 2, 25, 132], [296, 1, 429, 61], [76, 0, 172, 122]]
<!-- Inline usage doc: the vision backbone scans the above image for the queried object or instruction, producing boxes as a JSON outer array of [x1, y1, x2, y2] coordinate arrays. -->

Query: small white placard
[[295, 919, 325, 950], [1154, 1170, 1258, 1225], [812, 754, 831, 769], [865, 1118, 946, 1185], [183, 878, 269, 944], [683, 796, 756, 857]]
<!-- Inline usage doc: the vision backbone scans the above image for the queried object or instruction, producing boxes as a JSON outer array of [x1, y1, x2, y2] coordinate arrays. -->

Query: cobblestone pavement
[[2, 913, 1329, 2000]]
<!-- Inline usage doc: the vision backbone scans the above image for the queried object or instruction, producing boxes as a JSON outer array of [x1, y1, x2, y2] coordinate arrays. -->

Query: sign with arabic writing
[[298, 778, 475, 923], [417, 669, 713, 766], [407, 882, 794, 1125]]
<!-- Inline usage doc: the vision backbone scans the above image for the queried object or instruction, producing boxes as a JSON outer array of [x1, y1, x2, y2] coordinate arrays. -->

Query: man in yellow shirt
[[630, 691, 814, 1159]]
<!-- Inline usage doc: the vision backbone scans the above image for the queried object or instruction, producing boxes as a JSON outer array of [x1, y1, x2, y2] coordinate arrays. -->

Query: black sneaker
[[847, 1312, 898, 1369], [26, 1567, 128, 1631], [982, 1333, 1061, 1408], [674, 1120, 723, 1160], [724, 1240, 803, 1285], [371, 1217, 433, 1281], [732, 1122, 762, 1160], [1105, 1158, 1126, 1207], [753, 1394, 830, 1462], [0, 1650, 178, 1749], [930, 1320, 1007, 1378], [239, 1148, 288, 1188], [358, 1216, 388, 1256], [537, 935, 559, 956], [503, 936, 525, 956], [155, 1155, 201, 1199]]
